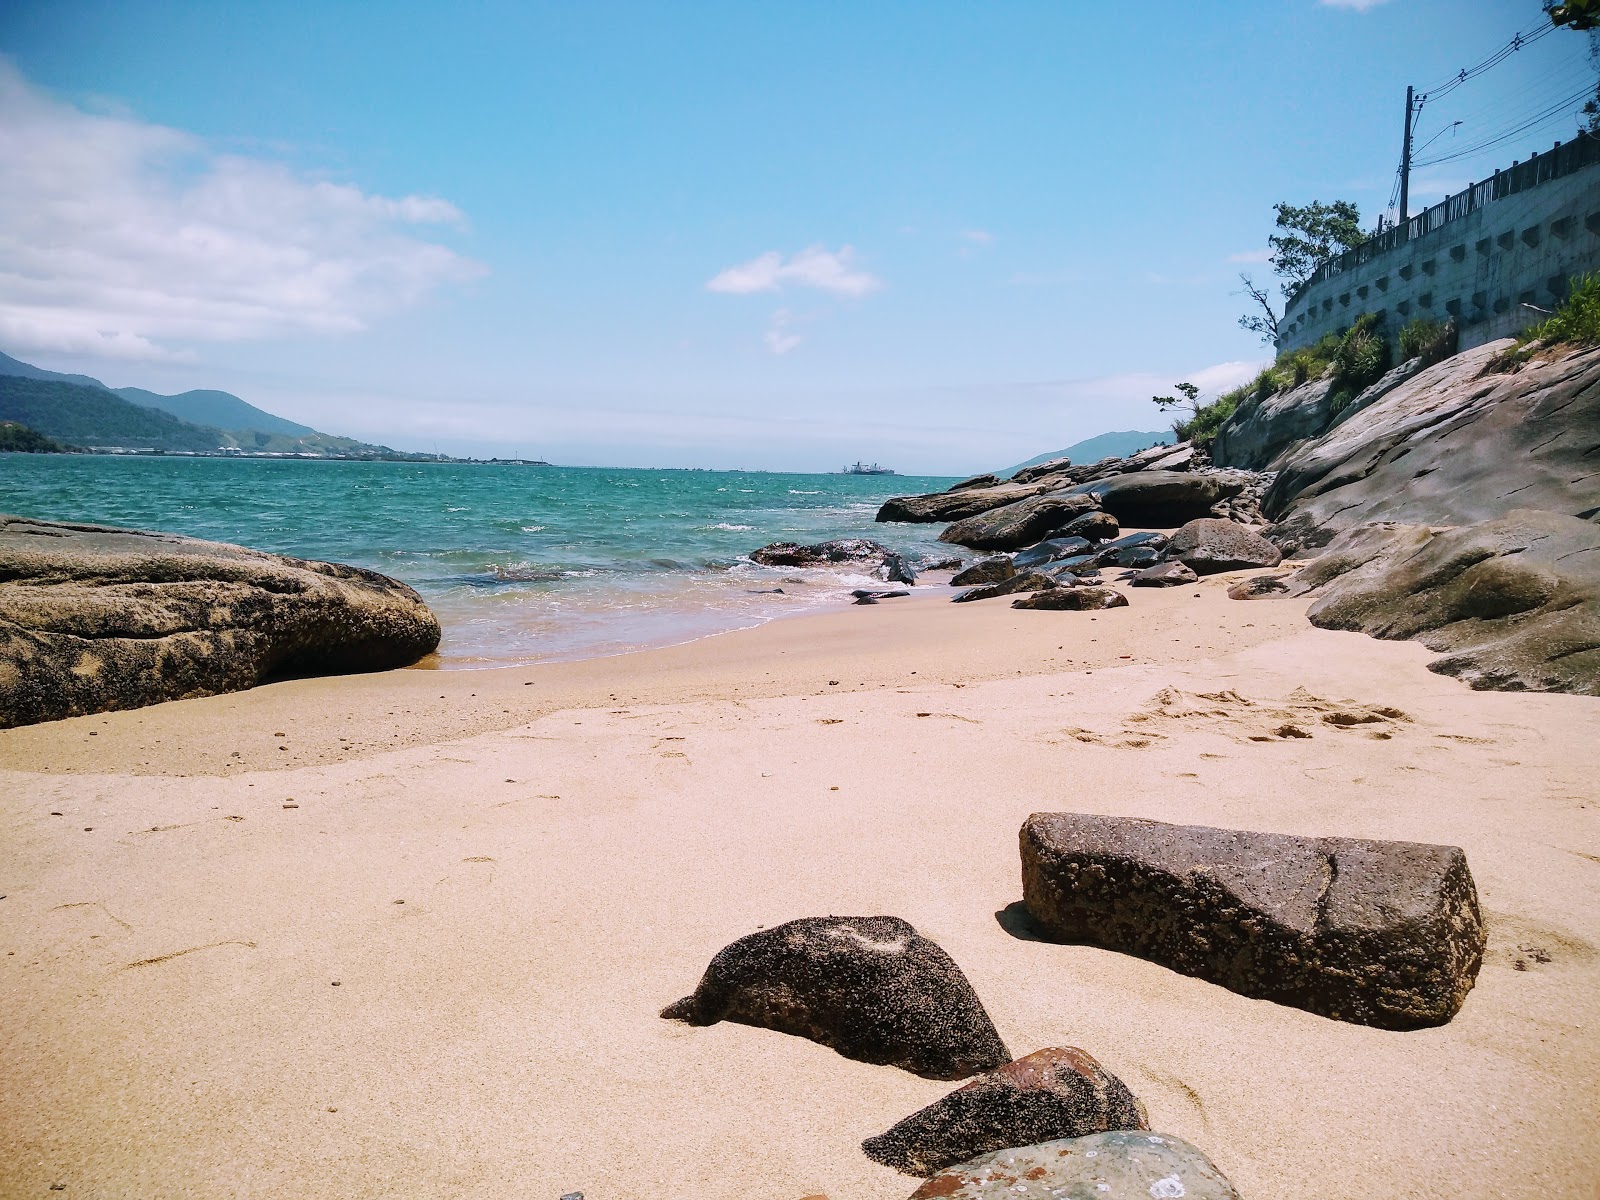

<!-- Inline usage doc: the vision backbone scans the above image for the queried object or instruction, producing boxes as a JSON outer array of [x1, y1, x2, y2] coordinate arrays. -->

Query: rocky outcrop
[[0, 514, 441, 729], [1292, 510, 1600, 694], [1167, 518, 1283, 575], [1211, 377, 1336, 471], [953, 573, 1056, 603], [909, 1131, 1240, 1200], [749, 539, 892, 566], [1262, 341, 1600, 554], [1012, 537, 1092, 569], [661, 916, 1010, 1080], [1011, 587, 1128, 611], [947, 473, 1002, 492], [863, 1047, 1147, 1176], [878, 481, 1065, 524], [950, 558, 1016, 587], [1060, 471, 1248, 527], [1008, 457, 1074, 484], [939, 494, 1099, 552], [1021, 812, 1486, 1029]]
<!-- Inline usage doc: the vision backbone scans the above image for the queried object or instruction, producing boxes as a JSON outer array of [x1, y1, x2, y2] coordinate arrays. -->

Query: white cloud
[[1226, 248, 1273, 264], [706, 245, 882, 297], [0, 61, 484, 361], [762, 308, 803, 355], [1318, 0, 1391, 10]]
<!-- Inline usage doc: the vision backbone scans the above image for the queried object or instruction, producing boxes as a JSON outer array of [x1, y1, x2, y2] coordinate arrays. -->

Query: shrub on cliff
[[1530, 274, 1600, 348]]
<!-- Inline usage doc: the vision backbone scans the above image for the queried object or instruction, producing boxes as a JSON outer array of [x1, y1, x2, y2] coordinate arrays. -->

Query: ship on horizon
[[838, 460, 896, 476]]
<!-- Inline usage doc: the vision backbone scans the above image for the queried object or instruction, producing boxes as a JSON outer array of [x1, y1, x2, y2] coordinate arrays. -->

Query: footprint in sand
[[1486, 910, 1597, 972], [1056, 687, 1414, 748]]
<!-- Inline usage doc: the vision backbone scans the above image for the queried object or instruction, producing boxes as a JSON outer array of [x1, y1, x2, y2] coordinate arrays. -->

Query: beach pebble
[[864, 1046, 1148, 1176], [662, 915, 1010, 1080], [908, 1130, 1240, 1199]]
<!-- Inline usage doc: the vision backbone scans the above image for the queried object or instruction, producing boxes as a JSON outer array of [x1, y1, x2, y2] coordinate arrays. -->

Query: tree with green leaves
[[1268, 200, 1367, 286], [1151, 381, 1201, 415], [1546, 0, 1598, 31]]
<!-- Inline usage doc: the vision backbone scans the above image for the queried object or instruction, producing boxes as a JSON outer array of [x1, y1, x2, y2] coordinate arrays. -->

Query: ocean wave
[[788, 489, 821, 495], [703, 522, 754, 531], [521, 525, 546, 532]]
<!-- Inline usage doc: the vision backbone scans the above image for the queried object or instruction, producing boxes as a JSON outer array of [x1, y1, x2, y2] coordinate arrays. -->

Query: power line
[[1414, 19, 1558, 106], [1412, 82, 1596, 166]]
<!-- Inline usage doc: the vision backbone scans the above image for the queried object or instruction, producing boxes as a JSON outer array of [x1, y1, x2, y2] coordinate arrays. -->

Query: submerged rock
[[953, 572, 1056, 603], [908, 1130, 1240, 1200], [0, 514, 441, 729], [950, 557, 1016, 587], [938, 494, 1100, 551], [1167, 518, 1283, 575], [1021, 812, 1486, 1029], [864, 1046, 1147, 1176], [661, 916, 1010, 1079]]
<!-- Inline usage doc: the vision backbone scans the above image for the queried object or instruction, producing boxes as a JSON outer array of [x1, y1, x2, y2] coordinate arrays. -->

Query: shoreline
[[3, 575, 1598, 1199]]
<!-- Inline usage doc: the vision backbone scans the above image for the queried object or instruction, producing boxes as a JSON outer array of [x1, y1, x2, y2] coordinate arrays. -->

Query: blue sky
[[1, 0, 1594, 470]]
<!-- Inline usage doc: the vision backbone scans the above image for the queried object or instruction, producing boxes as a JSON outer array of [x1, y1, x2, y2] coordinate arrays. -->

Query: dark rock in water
[[924, 556, 965, 572], [855, 596, 880, 604], [1052, 510, 1120, 543], [1294, 510, 1600, 694], [1130, 562, 1198, 587], [1011, 587, 1128, 611], [747, 587, 787, 594], [953, 573, 1055, 603], [877, 482, 1061, 524], [1227, 575, 1292, 599], [910, 1131, 1241, 1200], [1021, 812, 1487, 1029], [1012, 537, 1092, 570], [661, 915, 1010, 1079], [884, 553, 918, 584], [947, 473, 1002, 492], [852, 589, 911, 605], [1061, 471, 1248, 527], [951, 557, 1016, 587], [1009, 457, 1073, 483], [939, 493, 1099, 551], [863, 1046, 1147, 1177], [1048, 554, 1101, 577], [1168, 518, 1283, 575], [1095, 544, 1164, 569], [0, 514, 442, 729], [749, 539, 891, 566]]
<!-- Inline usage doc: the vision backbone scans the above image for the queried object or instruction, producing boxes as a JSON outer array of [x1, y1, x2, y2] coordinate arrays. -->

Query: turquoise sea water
[[0, 455, 960, 666]]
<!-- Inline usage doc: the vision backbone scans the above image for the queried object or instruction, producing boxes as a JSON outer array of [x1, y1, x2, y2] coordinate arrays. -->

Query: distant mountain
[[0, 349, 404, 457], [116, 386, 316, 437], [1001, 430, 1173, 477], [0, 376, 229, 451]]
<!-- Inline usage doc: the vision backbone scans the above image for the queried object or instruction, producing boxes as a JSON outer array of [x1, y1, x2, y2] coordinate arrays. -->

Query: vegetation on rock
[[0, 420, 70, 453]]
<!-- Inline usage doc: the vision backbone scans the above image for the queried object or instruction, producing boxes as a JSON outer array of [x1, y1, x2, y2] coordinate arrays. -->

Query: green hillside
[[0, 376, 227, 451], [116, 386, 317, 437], [0, 421, 71, 453]]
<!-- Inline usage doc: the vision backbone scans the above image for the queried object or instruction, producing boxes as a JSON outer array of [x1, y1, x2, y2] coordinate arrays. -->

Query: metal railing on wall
[[1283, 130, 1600, 314]]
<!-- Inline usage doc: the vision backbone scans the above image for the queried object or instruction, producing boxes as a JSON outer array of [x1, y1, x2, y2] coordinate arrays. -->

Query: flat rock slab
[[908, 1131, 1239, 1199], [662, 916, 1010, 1079], [1020, 812, 1485, 1029], [0, 514, 441, 729], [864, 1046, 1147, 1177]]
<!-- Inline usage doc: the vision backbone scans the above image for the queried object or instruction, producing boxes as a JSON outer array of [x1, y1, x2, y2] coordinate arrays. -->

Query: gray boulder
[[661, 915, 1010, 1080], [1012, 537, 1092, 569], [1061, 471, 1248, 527], [947, 473, 1002, 492], [908, 1131, 1240, 1200], [863, 1046, 1147, 1176], [1210, 376, 1337, 471], [1048, 554, 1101, 577], [749, 539, 890, 566], [0, 515, 441, 729], [1294, 510, 1600, 694], [1011, 587, 1128, 611], [938, 493, 1099, 551], [1009, 457, 1073, 483], [950, 557, 1016, 587], [1168, 518, 1283, 575], [884, 553, 918, 584], [1051, 510, 1119, 543], [953, 572, 1056, 603], [877, 481, 1064, 524], [1021, 812, 1486, 1029], [1130, 562, 1198, 587]]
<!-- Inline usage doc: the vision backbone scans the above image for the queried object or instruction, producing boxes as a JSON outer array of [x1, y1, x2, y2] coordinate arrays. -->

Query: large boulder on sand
[[950, 557, 1016, 587], [863, 1047, 1147, 1176], [1011, 587, 1128, 611], [1167, 518, 1283, 575], [1293, 510, 1600, 694], [1060, 471, 1248, 527], [938, 494, 1100, 551], [1054, 510, 1119, 543], [953, 572, 1056, 603], [0, 514, 441, 729], [661, 915, 1010, 1079], [1130, 562, 1198, 587], [1021, 812, 1486, 1029], [909, 1131, 1240, 1200]]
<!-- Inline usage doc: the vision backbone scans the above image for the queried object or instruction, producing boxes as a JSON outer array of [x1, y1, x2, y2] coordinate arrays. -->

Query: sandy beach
[[3, 580, 1598, 1199]]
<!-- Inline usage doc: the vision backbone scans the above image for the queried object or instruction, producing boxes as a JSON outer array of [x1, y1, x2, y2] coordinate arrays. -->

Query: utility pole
[[1399, 84, 1414, 225]]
